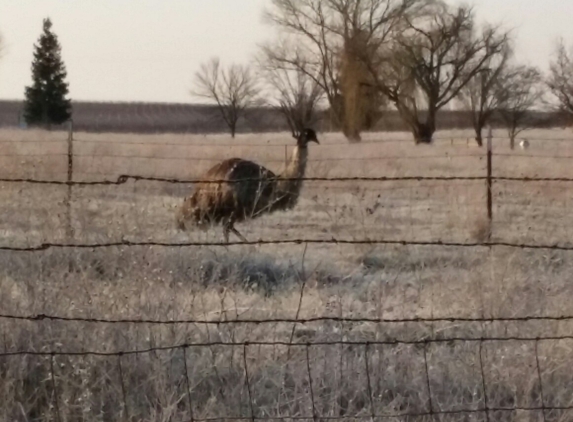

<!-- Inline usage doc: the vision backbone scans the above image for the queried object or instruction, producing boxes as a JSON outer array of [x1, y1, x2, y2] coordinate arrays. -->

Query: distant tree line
[[0, 99, 565, 136], [5, 6, 573, 146], [192, 0, 573, 147]]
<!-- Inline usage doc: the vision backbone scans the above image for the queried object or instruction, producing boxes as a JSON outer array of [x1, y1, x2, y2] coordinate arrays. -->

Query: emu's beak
[[310, 137, 320, 144]]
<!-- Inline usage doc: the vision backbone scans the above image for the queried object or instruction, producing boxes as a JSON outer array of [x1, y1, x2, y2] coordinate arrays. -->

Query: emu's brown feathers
[[176, 129, 319, 242]]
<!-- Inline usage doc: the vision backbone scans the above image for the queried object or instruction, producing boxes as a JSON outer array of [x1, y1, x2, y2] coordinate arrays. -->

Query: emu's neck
[[274, 145, 308, 210]]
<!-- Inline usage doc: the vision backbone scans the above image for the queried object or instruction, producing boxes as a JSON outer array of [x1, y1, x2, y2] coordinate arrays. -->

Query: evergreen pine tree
[[23, 18, 72, 127]]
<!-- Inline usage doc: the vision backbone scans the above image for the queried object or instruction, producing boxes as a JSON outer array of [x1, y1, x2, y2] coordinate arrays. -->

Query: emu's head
[[297, 128, 320, 147]]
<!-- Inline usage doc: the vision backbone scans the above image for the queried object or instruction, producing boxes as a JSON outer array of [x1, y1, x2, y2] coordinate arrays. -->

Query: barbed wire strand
[[0, 151, 483, 160], [0, 174, 488, 185], [4, 174, 573, 186], [4, 149, 573, 162], [2, 238, 573, 252], [4, 313, 573, 326], [70, 152, 485, 162], [1, 133, 567, 147], [4, 336, 573, 357]]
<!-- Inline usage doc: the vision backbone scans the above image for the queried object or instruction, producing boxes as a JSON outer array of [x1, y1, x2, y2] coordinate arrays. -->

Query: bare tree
[[366, 4, 510, 144], [192, 57, 259, 138], [496, 64, 543, 149], [260, 64, 324, 138], [547, 38, 573, 125], [458, 43, 512, 146], [262, 0, 422, 142]]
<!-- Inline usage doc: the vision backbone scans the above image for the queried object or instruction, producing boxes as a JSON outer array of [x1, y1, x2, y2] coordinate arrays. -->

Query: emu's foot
[[223, 224, 248, 243]]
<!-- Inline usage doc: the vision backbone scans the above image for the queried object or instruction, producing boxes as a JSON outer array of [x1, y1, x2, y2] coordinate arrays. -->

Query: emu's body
[[176, 129, 319, 242]]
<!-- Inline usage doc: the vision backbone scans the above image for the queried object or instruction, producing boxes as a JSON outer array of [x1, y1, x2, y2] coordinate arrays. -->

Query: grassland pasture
[[2, 127, 573, 421]]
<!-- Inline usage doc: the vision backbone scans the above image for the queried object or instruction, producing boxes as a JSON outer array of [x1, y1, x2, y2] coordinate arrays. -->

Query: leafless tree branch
[[259, 57, 325, 138], [263, 0, 420, 142], [547, 38, 573, 126], [191, 57, 260, 138], [496, 64, 543, 148], [365, 3, 510, 144], [458, 42, 512, 146]]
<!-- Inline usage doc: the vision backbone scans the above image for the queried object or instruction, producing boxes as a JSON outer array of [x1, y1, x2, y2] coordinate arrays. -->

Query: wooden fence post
[[486, 126, 493, 239]]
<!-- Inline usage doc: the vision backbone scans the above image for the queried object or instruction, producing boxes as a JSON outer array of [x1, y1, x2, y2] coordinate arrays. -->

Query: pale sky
[[0, 0, 572, 103]]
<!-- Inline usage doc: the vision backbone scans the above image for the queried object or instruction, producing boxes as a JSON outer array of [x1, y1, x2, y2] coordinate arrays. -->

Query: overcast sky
[[0, 0, 572, 103]]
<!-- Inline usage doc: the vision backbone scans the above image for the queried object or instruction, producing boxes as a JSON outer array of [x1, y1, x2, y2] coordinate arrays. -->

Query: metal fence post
[[486, 126, 493, 239], [65, 120, 74, 240]]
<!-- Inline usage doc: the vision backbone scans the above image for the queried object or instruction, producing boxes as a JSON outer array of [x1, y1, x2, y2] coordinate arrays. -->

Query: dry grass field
[[2, 127, 573, 421]]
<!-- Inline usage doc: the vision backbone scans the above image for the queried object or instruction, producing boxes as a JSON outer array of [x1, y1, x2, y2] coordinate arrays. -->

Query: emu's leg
[[222, 213, 234, 243], [223, 214, 248, 243], [229, 225, 248, 243]]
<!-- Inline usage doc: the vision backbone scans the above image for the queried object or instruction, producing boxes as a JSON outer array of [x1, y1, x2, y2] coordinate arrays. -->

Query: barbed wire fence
[[2, 128, 573, 420], [2, 127, 573, 240]]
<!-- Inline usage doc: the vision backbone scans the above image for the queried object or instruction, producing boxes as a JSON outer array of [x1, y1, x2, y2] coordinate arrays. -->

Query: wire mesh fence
[[3, 320, 573, 421]]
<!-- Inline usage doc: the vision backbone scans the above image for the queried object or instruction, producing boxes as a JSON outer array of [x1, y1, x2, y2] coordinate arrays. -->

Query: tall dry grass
[[1, 128, 573, 421]]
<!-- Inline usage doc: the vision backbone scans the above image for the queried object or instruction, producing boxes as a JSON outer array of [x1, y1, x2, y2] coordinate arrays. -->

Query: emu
[[175, 128, 320, 242]]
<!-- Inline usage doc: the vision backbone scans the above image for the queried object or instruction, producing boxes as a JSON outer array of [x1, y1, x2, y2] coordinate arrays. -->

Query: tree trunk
[[342, 126, 362, 143], [332, 94, 362, 143], [411, 122, 433, 144], [412, 112, 436, 144], [508, 124, 516, 149], [395, 104, 435, 144], [474, 123, 484, 147]]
